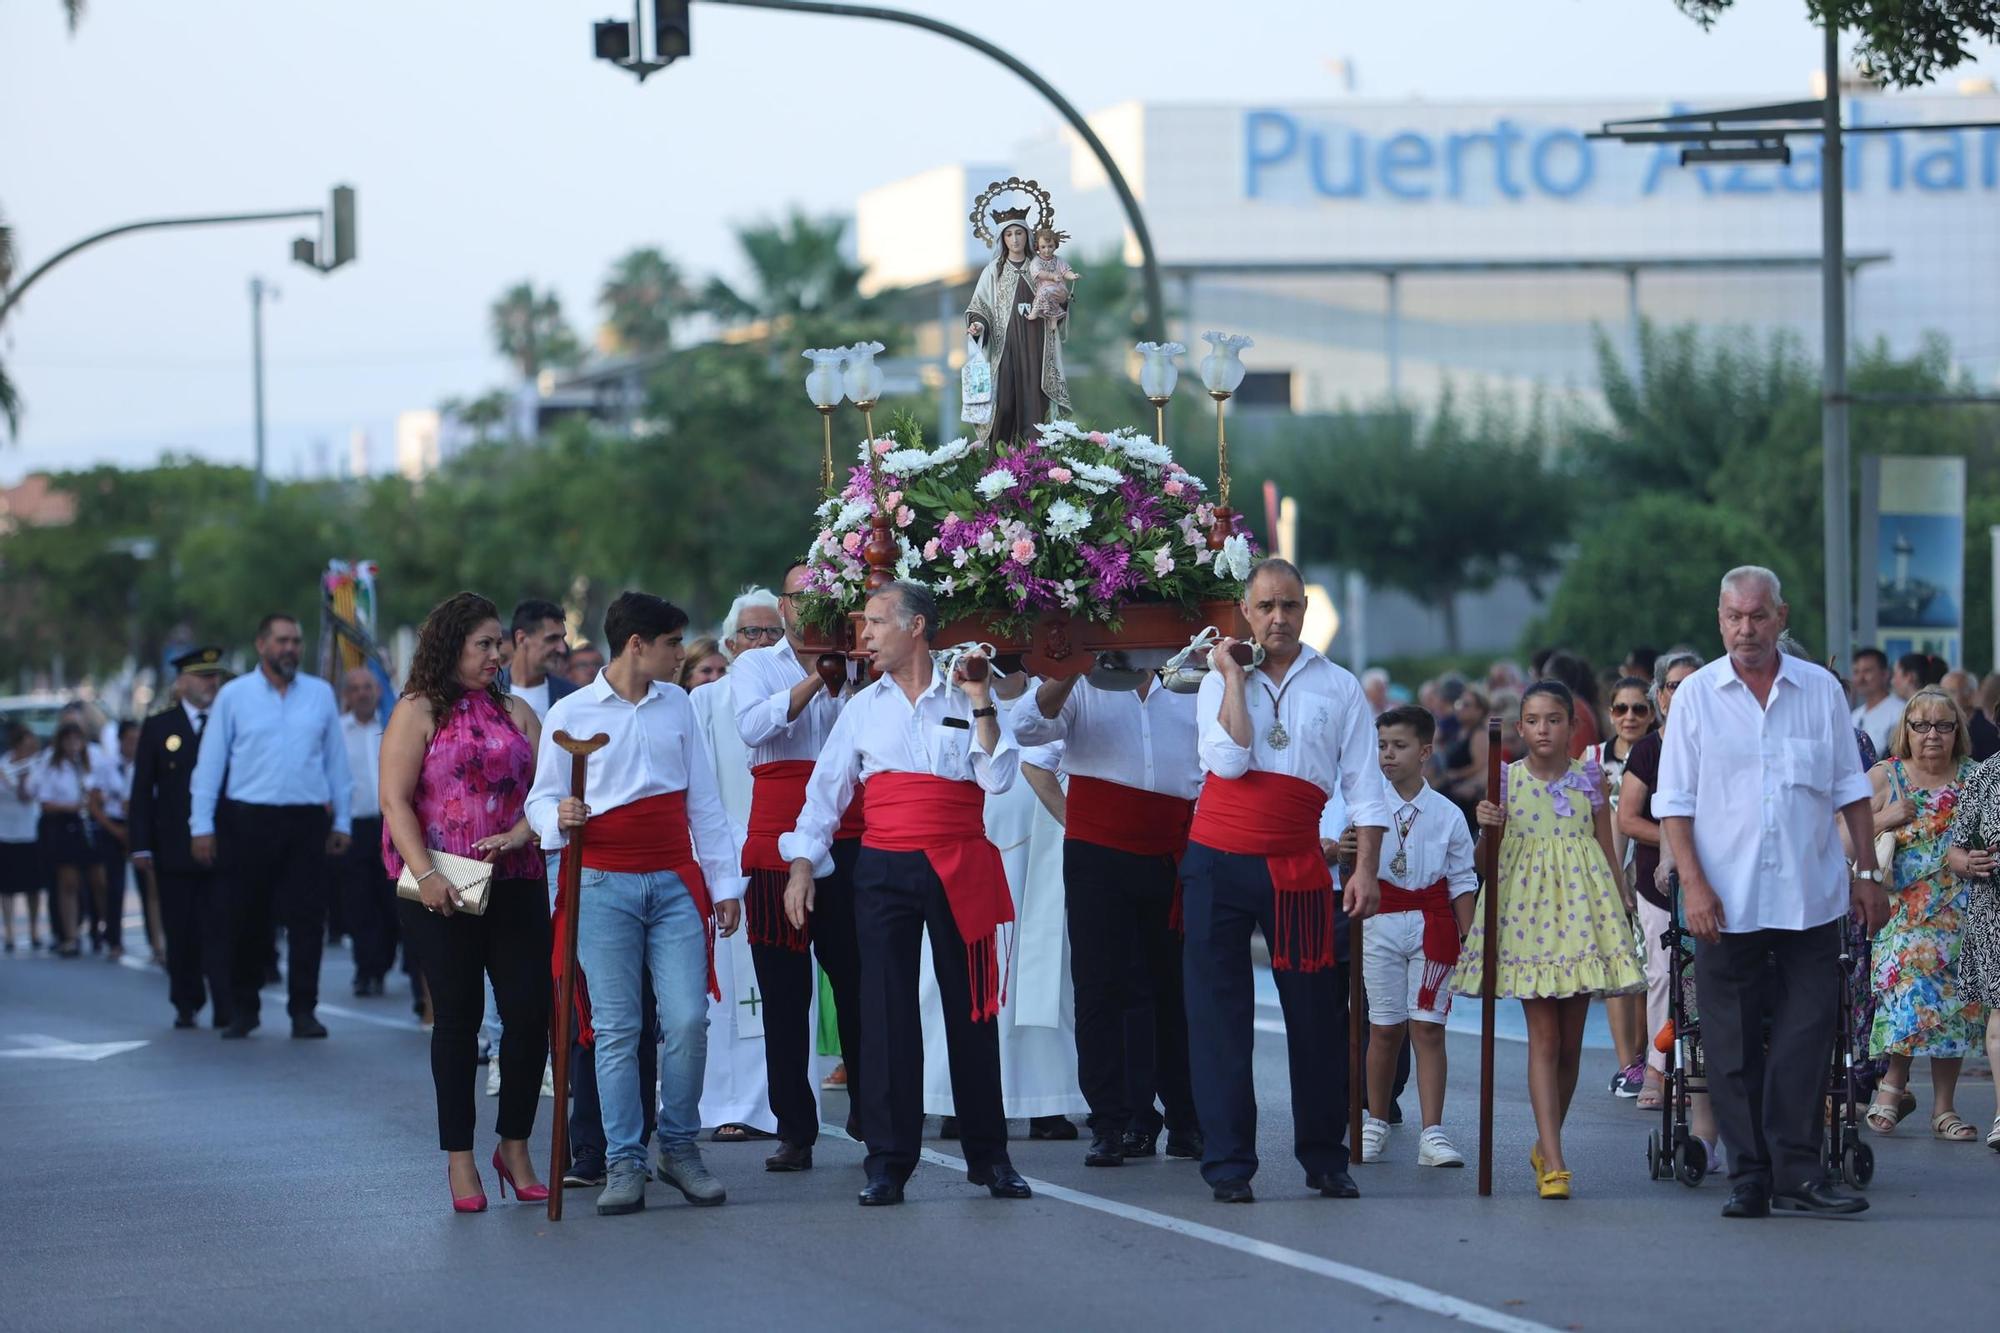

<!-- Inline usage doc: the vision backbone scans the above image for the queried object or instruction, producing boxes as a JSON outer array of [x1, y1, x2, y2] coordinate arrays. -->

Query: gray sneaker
[[596, 1160, 647, 1215], [653, 1142, 726, 1206]]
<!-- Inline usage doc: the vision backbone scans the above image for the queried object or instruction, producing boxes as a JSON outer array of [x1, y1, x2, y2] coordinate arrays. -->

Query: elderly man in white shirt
[[1656, 565, 1889, 1220], [335, 667, 399, 998]]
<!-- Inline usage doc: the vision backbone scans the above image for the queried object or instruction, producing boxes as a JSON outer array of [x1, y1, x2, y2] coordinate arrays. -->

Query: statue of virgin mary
[[964, 178, 1071, 446]]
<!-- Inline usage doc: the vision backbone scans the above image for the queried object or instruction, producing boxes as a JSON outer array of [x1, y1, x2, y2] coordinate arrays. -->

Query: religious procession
[[7, 4, 2000, 1330]]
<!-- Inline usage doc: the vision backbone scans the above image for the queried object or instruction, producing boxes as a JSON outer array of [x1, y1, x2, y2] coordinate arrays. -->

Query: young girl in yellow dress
[[1456, 680, 1644, 1199]]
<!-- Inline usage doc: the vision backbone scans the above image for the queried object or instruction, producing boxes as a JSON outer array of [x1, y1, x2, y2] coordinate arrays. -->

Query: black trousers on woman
[[749, 837, 864, 1148], [398, 879, 552, 1152]]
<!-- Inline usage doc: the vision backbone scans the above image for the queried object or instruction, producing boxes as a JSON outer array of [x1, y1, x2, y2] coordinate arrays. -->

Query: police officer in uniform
[[128, 647, 229, 1029]]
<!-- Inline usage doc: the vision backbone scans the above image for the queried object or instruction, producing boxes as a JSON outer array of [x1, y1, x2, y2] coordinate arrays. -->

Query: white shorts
[[1363, 909, 1457, 1026]]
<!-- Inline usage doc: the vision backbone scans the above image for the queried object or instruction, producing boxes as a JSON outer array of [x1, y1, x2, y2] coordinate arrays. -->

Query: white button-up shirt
[[1196, 645, 1389, 831], [731, 639, 845, 764], [341, 711, 383, 820], [1012, 680, 1201, 800], [524, 672, 745, 902], [778, 668, 1019, 869], [1654, 653, 1874, 933], [1378, 779, 1478, 898]]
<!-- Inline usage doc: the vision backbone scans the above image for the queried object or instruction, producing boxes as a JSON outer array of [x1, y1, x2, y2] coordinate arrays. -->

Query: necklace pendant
[[1389, 849, 1408, 879], [1266, 720, 1291, 750]]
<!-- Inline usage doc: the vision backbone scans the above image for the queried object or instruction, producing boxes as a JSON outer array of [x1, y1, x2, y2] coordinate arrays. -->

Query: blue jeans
[[574, 867, 709, 1166]]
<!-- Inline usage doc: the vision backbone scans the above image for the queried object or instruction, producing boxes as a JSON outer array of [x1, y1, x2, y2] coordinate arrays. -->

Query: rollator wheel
[[1674, 1137, 1707, 1188], [1843, 1141, 1875, 1190], [1646, 1129, 1664, 1181]]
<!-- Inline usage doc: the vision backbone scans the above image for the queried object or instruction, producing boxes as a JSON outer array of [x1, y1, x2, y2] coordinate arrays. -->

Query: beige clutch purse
[[396, 848, 495, 916]]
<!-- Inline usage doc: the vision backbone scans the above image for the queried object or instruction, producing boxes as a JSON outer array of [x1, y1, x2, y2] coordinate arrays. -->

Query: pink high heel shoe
[[491, 1147, 550, 1203], [450, 1164, 487, 1214]]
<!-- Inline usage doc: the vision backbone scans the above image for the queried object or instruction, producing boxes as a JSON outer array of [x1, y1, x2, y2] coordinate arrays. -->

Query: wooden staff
[[1348, 899, 1365, 1161], [547, 729, 609, 1222], [1476, 715, 1503, 1197]]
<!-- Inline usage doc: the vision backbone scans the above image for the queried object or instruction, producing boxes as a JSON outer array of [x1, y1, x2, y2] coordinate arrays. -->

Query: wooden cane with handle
[[1348, 897, 1365, 1163], [1476, 716, 1503, 1198], [547, 730, 609, 1222]]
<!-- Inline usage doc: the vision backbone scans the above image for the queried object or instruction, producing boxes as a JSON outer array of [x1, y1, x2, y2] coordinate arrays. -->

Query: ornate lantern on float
[[1135, 340, 1183, 445], [1198, 331, 1252, 548], [802, 347, 847, 492]]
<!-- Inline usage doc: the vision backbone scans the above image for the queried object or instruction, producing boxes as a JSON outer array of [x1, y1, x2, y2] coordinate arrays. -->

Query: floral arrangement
[[795, 418, 1256, 634]]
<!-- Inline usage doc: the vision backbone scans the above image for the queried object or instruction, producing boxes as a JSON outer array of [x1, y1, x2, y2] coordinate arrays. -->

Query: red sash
[[741, 760, 865, 953], [863, 771, 1014, 1022], [1065, 775, 1194, 858], [1378, 877, 1460, 1011], [1189, 770, 1336, 971], [550, 790, 720, 1048]]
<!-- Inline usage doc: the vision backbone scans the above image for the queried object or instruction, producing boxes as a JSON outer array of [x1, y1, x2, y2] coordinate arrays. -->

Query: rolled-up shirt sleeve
[[733, 652, 800, 749], [968, 701, 1019, 794], [1334, 685, 1390, 831], [1444, 811, 1478, 898], [1196, 671, 1250, 780], [779, 701, 863, 869], [1653, 684, 1700, 820], [1009, 684, 1076, 747]]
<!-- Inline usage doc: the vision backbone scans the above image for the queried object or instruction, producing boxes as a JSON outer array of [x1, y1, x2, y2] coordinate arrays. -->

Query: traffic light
[[329, 184, 356, 270], [593, 19, 631, 61], [655, 0, 691, 62]]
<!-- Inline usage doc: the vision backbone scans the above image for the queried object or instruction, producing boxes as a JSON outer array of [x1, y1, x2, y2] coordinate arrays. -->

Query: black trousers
[[210, 802, 331, 1022], [1065, 839, 1197, 1139], [398, 881, 552, 1152], [568, 971, 658, 1170], [335, 816, 399, 983], [853, 847, 1008, 1183], [156, 868, 218, 1021], [1695, 919, 1842, 1193], [1181, 842, 1351, 1186], [749, 838, 864, 1148]]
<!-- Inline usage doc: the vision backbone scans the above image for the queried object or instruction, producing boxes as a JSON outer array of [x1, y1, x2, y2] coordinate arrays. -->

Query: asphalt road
[[2, 934, 1995, 1333]]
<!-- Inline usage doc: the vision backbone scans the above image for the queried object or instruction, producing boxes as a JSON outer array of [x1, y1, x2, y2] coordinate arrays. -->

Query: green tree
[[701, 210, 887, 351], [489, 281, 583, 382], [1675, 2, 2000, 87], [0, 206, 17, 436], [599, 246, 691, 358], [439, 388, 513, 445]]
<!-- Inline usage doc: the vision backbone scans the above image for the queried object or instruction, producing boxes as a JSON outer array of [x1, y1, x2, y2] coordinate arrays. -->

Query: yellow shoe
[[1530, 1143, 1544, 1178], [1538, 1169, 1572, 1200]]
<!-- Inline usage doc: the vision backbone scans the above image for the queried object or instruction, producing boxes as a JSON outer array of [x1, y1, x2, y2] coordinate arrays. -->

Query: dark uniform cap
[[172, 647, 227, 675]]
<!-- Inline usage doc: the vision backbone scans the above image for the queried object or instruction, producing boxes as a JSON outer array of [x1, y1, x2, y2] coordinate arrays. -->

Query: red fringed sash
[[1068, 774, 1195, 930], [741, 759, 864, 952], [1378, 877, 1459, 1011], [863, 771, 1014, 1022], [1188, 770, 1336, 971]]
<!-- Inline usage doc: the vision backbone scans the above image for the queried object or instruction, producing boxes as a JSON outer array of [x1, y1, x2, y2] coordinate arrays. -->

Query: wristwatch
[[1849, 860, 1886, 884], [971, 706, 997, 719]]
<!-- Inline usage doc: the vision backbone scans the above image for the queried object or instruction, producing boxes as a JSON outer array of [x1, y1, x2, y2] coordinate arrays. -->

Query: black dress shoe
[[1721, 1183, 1772, 1218], [1164, 1130, 1204, 1160], [1772, 1181, 1868, 1216], [1028, 1115, 1078, 1140], [220, 1018, 260, 1040], [967, 1163, 1032, 1198], [1121, 1129, 1159, 1158], [1307, 1170, 1360, 1198], [1085, 1132, 1125, 1167], [173, 1012, 197, 1030], [857, 1178, 905, 1206], [1211, 1178, 1255, 1203], [937, 1116, 959, 1140], [291, 1015, 329, 1039], [764, 1141, 814, 1172]]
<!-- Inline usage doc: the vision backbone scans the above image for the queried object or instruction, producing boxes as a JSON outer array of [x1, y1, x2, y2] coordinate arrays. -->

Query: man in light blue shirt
[[189, 612, 351, 1040]]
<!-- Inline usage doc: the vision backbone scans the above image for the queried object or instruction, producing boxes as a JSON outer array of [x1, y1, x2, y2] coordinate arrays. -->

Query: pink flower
[[873, 439, 894, 456], [1163, 478, 1185, 497], [886, 490, 903, 508], [923, 538, 941, 561], [1011, 537, 1037, 563], [842, 531, 862, 554], [1153, 548, 1175, 576], [895, 505, 915, 529], [1049, 466, 1074, 483], [1087, 431, 1107, 444], [817, 528, 835, 550]]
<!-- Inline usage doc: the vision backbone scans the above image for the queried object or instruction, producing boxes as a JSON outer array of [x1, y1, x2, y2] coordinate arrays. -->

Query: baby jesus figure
[[1021, 226, 1079, 323]]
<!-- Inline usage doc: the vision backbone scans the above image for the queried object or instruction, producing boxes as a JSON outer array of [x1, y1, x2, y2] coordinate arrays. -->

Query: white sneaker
[[1417, 1126, 1464, 1167], [485, 1060, 502, 1097], [1360, 1115, 1390, 1163]]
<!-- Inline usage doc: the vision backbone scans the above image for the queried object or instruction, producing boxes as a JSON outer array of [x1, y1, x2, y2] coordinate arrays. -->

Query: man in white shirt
[[780, 581, 1031, 1206], [1016, 665, 1204, 1167], [525, 592, 745, 1217], [1656, 566, 1889, 1220], [501, 598, 578, 721], [1849, 647, 1902, 757], [1186, 558, 1385, 1204], [334, 668, 399, 998]]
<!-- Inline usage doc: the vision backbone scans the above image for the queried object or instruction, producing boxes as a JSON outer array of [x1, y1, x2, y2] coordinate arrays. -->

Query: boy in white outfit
[[1345, 704, 1477, 1166]]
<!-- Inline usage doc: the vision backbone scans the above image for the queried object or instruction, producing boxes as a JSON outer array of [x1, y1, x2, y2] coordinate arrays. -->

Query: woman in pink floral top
[[381, 591, 550, 1211]]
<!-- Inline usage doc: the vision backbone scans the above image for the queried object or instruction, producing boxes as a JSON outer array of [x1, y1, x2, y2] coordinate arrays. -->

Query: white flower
[[880, 448, 930, 473], [830, 499, 870, 532], [975, 468, 1014, 500], [1217, 533, 1253, 581], [1039, 419, 1085, 442], [1152, 548, 1176, 577], [1044, 499, 1090, 539], [895, 541, 920, 581], [1111, 435, 1174, 469], [1072, 461, 1125, 495], [936, 575, 956, 598]]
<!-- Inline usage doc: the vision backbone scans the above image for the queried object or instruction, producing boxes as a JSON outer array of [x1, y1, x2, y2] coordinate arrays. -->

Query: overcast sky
[[3, 0, 1995, 484]]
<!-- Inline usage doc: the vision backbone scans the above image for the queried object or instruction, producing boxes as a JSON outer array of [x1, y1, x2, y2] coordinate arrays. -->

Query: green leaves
[[1673, 2, 2000, 90]]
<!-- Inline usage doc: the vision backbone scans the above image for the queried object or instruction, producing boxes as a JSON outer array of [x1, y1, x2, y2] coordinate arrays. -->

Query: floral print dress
[[1455, 758, 1645, 1001], [1870, 757, 1983, 1057], [1949, 756, 2000, 1009]]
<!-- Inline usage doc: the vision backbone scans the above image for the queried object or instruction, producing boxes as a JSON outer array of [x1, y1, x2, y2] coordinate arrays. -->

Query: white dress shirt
[[0, 754, 38, 842], [778, 668, 1020, 869], [182, 700, 211, 737], [731, 639, 845, 763], [30, 758, 91, 808], [1378, 778, 1478, 898], [1012, 680, 1201, 800], [341, 711, 383, 820], [524, 673, 746, 902], [1196, 645, 1390, 831], [1654, 653, 1874, 933], [90, 756, 134, 822]]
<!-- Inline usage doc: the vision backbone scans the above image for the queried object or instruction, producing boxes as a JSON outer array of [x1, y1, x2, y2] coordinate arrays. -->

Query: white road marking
[[0, 1034, 150, 1062]]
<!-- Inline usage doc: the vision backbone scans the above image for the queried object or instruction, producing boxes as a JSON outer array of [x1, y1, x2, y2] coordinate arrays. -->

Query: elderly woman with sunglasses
[[1588, 676, 1659, 1097], [1860, 685, 1986, 1141]]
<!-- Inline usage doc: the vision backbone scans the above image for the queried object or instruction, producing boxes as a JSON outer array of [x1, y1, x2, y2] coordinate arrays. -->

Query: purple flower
[[1080, 543, 1140, 601], [1119, 478, 1164, 533]]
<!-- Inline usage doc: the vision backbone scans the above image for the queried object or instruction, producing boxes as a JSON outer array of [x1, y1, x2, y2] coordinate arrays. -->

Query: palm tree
[[598, 247, 690, 359], [700, 210, 882, 348], [489, 282, 583, 382], [1, 206, 19, 437]]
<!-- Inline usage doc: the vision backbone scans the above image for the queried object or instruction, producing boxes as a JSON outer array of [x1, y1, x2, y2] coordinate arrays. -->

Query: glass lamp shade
[[1199, 331, 1253, 395], [1136, 341, 1184, 400], [842, 340, 886, 404], [802, 348, 847, 408]]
